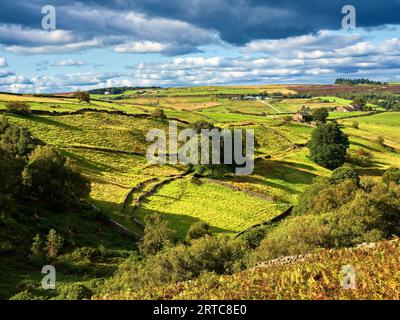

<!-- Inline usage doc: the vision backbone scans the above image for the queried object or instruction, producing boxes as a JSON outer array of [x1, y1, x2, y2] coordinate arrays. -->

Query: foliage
[[117, 239, 400, 300], [0, 115, 41, 158], [329, 166, 360, 186], [45, 229, 63, 258], [311, 107, 329, 122], [139, 214, 176, 256], [186, 222, 211, 241], [308, 122, 349, 169], [382, 168, 400, 186], [101, 235, 247, 294], [150, 108, 167, 120], [22, 146, 91, 209], [5, 101, 31, 115], [75, 92, 91, 103]]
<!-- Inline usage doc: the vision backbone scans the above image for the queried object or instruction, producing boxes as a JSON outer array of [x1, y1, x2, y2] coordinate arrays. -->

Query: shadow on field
[[61, 150, 116, 173], [27, 114, 81, 131]]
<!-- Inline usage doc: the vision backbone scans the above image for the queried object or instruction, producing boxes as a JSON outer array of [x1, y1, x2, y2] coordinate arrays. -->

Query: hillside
[[1, 84, 400, 300], [100, 239, 400, 300]]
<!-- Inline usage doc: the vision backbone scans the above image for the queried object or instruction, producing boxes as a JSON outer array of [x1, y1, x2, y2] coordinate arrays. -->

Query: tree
[[45, 229, 63, 258], [31, 234, 43, 257], [186, 222, 211, 241], [5, 101, 31, 115], [22, 146, 91, 209], [311, 107, 329, 122], [75, 91, 91, 103], [308, 122, 349, 169], [139, 214, 176, 256], [351, 97, 366, 111]]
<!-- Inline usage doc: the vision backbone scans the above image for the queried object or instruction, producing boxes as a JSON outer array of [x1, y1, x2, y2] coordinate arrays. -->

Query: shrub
[[186, 222, 211, 241], [352, 121, 359, 129], [382, 168, 400, 186], [22, 146, 91, 209], [31, 234, 43, 257], [0, 116, 41, 157], [308, 122, 349, 169], [376, 136, 385, 147], [106, 236, 247, 292], [5, 101, 31, 115], [45, 229, 63, 258], [150, 108, 167, 120], [58, 284, 92, 300], [330, 166, 360, 186], [0, 148, 22, 208], [240, 225, 271, 249], [139, 214, 176, 256]]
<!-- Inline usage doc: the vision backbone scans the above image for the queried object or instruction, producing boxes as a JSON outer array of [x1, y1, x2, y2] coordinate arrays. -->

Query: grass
[[136, 177, 288, 238]]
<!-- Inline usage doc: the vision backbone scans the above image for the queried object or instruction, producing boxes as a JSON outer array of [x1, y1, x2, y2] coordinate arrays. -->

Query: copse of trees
[[21, 146, 91, 210], [308, 122, 349, 169], [335, 78, 386, 85], [5, 101, 31, 115], [186, 222, 211, 241]]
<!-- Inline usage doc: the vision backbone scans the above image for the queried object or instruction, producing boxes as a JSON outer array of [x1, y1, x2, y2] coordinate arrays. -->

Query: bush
[[139, 214, 176, 256], [382, 168, 400, 186], [0, 116, 41, 157], [376, 136, 385, 147], [0, 149, 22, 208], [330, 166, 360, 186], [45, 229, 63, 258], [5, 101, 31, 115], [352, 121, 359, 129], [150, 108, 167, 120], [240, 225, 271, 249], [186, 222, 211, 241], [58, 284, 92, 300], [308, 122, 349, 169], [22, 146, 91, 209], [106, 236, 247, 292]]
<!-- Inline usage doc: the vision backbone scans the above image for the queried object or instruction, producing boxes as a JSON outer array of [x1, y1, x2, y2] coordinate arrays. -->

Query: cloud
[[52, 59, 87, 67], [0, 57, 7, 67]]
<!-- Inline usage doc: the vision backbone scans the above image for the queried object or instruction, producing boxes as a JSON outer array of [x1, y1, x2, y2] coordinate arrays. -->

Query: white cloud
[[52, 59, 87, 67], [0, 57, 7, 67], [113, 41, 169, 53]]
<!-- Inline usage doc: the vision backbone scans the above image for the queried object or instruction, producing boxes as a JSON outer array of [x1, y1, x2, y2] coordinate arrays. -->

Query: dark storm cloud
[[1, 0, 400, 47]]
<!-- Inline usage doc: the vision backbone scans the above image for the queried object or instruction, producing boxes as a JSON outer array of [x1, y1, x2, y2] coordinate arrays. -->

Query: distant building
[[104, 91, 111, 95], [293, 112, 312, 123], [336, 106, 356, 112]]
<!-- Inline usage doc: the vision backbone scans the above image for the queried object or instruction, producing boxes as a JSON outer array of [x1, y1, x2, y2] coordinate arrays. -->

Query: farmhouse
[[293, 112, 312, 123], [336, 106, 356, 112]]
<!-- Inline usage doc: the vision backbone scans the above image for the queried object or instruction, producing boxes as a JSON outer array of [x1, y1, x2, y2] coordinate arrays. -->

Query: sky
[[1, 0, 400, 92]]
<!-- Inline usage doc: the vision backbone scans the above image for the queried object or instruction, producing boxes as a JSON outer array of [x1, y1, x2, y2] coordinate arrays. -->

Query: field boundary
[[234, 206, 293, 238]]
